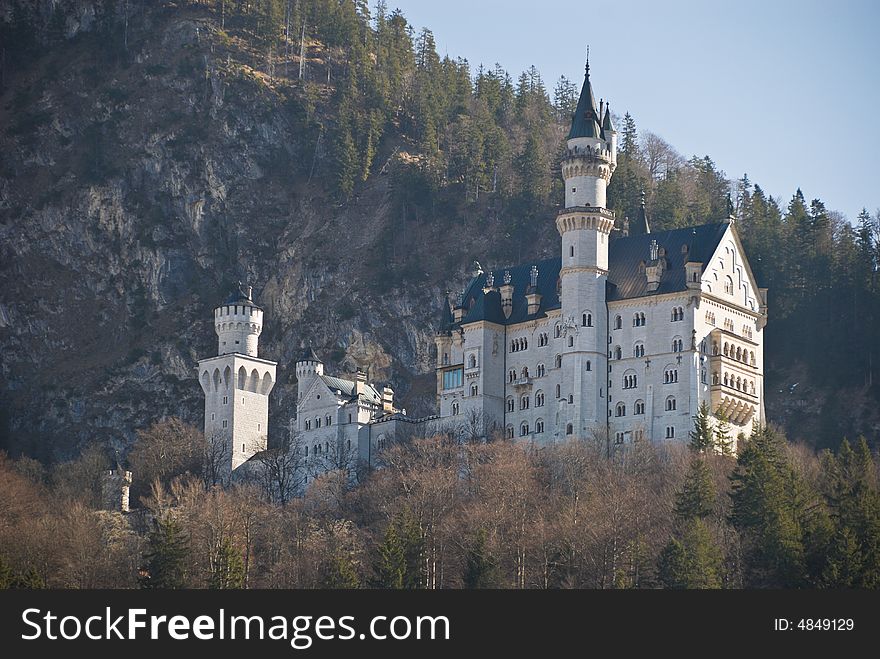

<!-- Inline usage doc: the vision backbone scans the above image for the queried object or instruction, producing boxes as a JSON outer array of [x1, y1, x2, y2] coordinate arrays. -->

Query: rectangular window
[[222, 420, 228, 429], [442, 367, 464, 390]]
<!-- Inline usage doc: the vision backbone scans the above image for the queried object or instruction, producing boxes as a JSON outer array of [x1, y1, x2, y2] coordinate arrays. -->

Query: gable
[[701, 224, 761, 313]]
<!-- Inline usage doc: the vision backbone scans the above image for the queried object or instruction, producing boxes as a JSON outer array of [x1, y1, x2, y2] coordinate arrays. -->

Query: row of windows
[[712, 341, 756, 366], [506, 359, 589, 383], [506, 391, 548, 411], [671, 307, 685, 321], [510, 337, 529, 352], [304, 415, 334, 430], [505, 419, 548, 438], [611, 338, 683, 359], [713, 372, 757, 394]]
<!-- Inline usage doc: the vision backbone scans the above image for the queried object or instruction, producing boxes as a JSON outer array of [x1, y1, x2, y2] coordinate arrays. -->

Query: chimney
[[645, 240, 665, 292], [500, 270, 514, 319], [382, 385, 395, 412], [452, 291, 466, 323], [525, 265, 542, 315], [355, 369, 367, 396]]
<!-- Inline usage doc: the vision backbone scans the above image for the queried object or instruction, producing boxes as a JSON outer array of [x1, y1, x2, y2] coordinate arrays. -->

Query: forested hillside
[[0, 0, 878, 463]]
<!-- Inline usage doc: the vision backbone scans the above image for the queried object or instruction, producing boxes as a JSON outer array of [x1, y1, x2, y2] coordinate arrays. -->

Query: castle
[[197, 58, 767, 481]]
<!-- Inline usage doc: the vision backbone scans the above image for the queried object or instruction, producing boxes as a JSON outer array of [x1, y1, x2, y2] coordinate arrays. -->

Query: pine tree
[[657, 519, 722, 589], [320, 553, 361, 588], [620, 112, 639, 161], [140, 516, 189, 589], [729, 426, 807, 587], [463, 529, 499, 588], [688, 401, 714, 453], [372, 515, 424, 588], [674, 458, 716, 522], [714, 411, 733, 455], [210, 537, 244, 589]]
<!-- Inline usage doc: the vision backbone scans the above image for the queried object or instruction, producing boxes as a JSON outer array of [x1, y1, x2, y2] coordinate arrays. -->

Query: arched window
[[570, 245, 575, 257], [635, 400, 645, 415], [582, 312, 593, 327], [522, 366, 529, 379], [506, 426, 514, 439], [713, 372, 720, 385], [555, 324, 562, 338], [566, 423, 573, 435], [723, 342, 729, 357], [536, 419, 544, 433], [724, 276, 734, 294], [452, 402, 460, 415], [535, 391, 545, 407], [666, 396, 676, 411], [623, 370, 637, 389], [555, 354, 562, 368], [616, 402, 626, 417], [509, 369, 517, 383], [586, 360, 591, 371], [568, 394, 574, 404], [634, 342, 644, 358], [568, 335, 574, 347], [305, 420, 311, 430], [326, 415, 332, 426], [672, 337, 683, 352], [536, 363, 545, 377], [736, 346, 742, 361], [506, 397, 515, 412], [470, 383, 479, 396], [750, 381, 755, 394], [521, 395, 529, 410], [520, 422, 529, 437], [664, 368, 678, 383], [614, 315, 622, 330], [316, 417, 321, 428], [750, 351, 756, 366], [666, 426, 675, 439], [614, 346, 622, 360]]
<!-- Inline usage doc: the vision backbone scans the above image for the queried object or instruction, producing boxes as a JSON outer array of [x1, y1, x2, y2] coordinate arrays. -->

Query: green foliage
[[674, 458, 716, 522], [689, 401, 714, 453], [209, 537, 245, 589], [140, 516, 190, 589], [320, 552, 361, 588], [819, 438, 880, 587], [657, 519, 723, 589], [371, 514, 424, 588], [728, 426, 831, 587], [463, 529, 499, 588]]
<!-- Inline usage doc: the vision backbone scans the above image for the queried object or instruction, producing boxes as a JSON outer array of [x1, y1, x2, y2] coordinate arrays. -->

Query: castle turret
[[556, 54, 617, 436], [198, 284, 276, 473], [215, 284, 263, 357]]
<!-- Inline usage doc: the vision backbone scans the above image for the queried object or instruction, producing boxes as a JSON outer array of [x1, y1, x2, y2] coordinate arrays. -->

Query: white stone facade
[[198, 289, 276, 472]]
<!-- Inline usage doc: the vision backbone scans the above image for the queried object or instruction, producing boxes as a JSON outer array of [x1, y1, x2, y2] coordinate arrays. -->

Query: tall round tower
[[214, 284, 263, 357], [557, 56, 617, 435]]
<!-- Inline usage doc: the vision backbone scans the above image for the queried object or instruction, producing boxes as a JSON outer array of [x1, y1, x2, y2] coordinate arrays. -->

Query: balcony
[[510, 377, 533, 388], [709, 384, 758, 425]]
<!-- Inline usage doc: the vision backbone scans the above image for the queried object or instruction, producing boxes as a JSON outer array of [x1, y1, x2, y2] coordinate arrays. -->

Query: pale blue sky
[[386, 0, 879, 222]]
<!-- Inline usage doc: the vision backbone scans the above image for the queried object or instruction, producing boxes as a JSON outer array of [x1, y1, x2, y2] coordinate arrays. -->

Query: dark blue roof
[[459, 257, 561, 326], [449, 222, 730, 327], [568, 67, 602, 140]]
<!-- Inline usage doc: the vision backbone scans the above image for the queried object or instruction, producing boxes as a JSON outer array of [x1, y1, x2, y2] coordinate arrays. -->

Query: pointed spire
[[630, 189, 650, 235], [567, 48, 601, 140], [602, 102, 615, 132]]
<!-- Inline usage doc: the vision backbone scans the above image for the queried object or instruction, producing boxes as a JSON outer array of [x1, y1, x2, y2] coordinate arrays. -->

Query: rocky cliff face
[[0, 3, 498, 460]]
